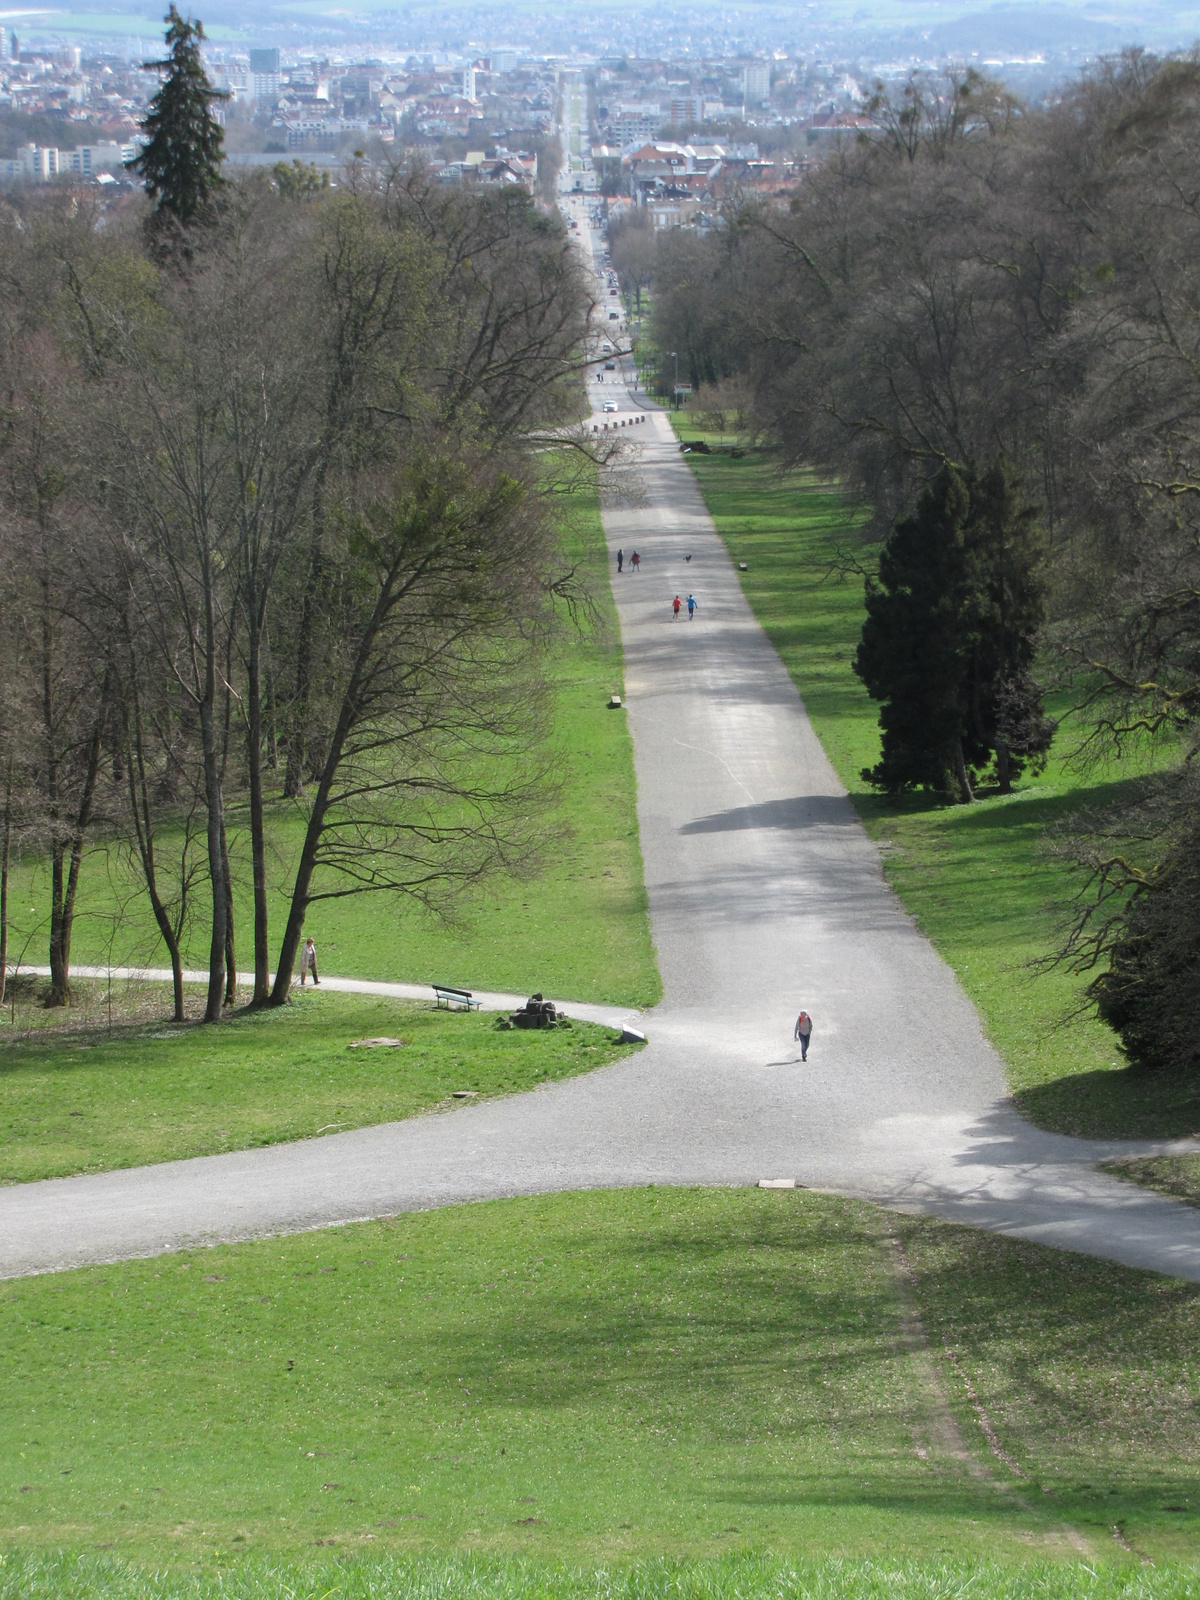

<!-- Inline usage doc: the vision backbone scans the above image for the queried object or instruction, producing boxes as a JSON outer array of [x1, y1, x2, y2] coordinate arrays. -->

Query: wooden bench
[[433, 984, 480, 1011]]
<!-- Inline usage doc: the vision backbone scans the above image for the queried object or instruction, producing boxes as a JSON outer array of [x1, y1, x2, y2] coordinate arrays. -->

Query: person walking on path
[[631, 550, 641, 572], [616, 548, 623, 573], [300, 937, 320, 987], [687, 593, 697, 619], [672, 595, 681, 619], [794, 1009, 812, 1061]]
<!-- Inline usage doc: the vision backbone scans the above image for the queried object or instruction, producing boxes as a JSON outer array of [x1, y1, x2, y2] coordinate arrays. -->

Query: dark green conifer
[[961, 456, 1054, 791], [854, 463, 975, 800], [854, 457, 1054, 802], [129, 6, 228, 226]]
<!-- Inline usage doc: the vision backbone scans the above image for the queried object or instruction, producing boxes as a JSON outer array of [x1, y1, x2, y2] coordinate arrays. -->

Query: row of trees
[[644, 53, 1200, 1071], [0, 17, 596, 1020]]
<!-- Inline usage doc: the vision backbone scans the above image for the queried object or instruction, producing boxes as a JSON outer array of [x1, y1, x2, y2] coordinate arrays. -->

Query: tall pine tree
[[854, 464, 975, 801], [961, 456, 1055, 791], [854, 458, 1053, 802], [129, 6, 228, 227]]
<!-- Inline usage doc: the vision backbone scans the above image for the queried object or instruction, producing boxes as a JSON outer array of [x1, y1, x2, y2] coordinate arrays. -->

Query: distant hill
[[927, 4, 1129, 53]]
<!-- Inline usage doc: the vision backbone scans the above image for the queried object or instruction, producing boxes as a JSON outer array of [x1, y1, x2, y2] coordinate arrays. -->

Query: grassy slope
[[2, 1188, 1199, 1572], [4, 486, 660, 1011], [675, 435, 1197, 1139], [0, 992, 638, 1183]]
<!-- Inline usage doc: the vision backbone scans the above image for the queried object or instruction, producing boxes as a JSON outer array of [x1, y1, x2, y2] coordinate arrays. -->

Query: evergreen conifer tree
[[854, 464, 975, 800], [129, 6, 228, 226], [854, 457, 1054, 802], [961, 456, 1055, 791]]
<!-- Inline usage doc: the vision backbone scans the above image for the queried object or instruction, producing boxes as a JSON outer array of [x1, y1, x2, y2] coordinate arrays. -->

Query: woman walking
[[794, 1009, 812, 1061]]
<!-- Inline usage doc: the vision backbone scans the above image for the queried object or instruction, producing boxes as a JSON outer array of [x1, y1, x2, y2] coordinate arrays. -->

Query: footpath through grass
[[3, 1187, 1200, 1573], [674, 428, 1197, 1140], [0, 989, 638, 1183], [4, 483, 659, 1011]]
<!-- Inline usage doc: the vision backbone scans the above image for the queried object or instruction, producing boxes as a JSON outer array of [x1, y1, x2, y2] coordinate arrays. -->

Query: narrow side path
[[14, 966, 638, 1032]]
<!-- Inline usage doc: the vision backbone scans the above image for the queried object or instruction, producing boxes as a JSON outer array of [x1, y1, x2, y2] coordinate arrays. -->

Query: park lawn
[[5, 1558, 1198, 1600], [1101, 1155, 1200, 1211], [3, 482, 660, 1012], [2, 1187, 1200, 1573], [675, 430, 1197, 1139], [0, 991, 638, 1183]]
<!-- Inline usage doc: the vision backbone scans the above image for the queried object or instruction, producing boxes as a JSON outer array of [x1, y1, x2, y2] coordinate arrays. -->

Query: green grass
[[673, 428, 1197, 1139], [2, 1552, 1197, 1600], [3, 1187, 1200, 1569], [5, 484, 660, 1012], [1101, 1154, 1200, 1211], [0, 991, 637, 1183]]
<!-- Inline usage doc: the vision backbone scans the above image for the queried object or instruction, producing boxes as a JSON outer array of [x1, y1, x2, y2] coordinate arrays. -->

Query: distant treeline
[[0, 107, 113, 158]]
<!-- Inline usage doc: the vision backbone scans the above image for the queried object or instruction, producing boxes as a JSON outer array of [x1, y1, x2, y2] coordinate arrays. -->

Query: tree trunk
[[48, 841, 68, 1007], [996, 735, 1012, 794], [246, 618, 271, 1006], [41, 584, 67, 1007], [284, 530, 324, 798], [264, 624, 279, 771], [284, 473, 332, 798], [0, 758, 10, 1010], [270, 564, 397, 1005], [953, 740, 974, 805], [221, 812, 237, 1008], [125, 680, 186, 1023], [199, 581, 227, 1022], [59, 704, 105, 993]]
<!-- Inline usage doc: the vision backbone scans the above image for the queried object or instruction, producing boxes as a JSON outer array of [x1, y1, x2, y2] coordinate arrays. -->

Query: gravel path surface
[[2, 408, 1198, 1282]]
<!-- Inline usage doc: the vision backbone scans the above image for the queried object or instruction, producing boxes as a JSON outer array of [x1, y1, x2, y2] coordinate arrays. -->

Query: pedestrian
[[672, 594, 681, 619], [631, 550, 641, 572], [300, 936, 320, 987], [687, 593, 697, 618], [617, 547, 624, 573], [794, 1009, 812, 1061]]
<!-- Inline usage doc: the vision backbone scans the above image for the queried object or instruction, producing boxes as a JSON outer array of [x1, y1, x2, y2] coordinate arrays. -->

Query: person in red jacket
[[672, 595, 681, 619], [794, 1009, 813, 1061]]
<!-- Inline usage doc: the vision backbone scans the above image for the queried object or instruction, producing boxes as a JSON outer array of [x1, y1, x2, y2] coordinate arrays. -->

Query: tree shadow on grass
[[1014, 1066, 1200, 1141], [846, 774, 1157, 837], [389, 1196, 1200, 1532]]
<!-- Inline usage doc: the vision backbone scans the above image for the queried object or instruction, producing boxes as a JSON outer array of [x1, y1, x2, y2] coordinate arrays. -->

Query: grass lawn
[[0, 990, 638, 1183], [0, 1555, 1194, 1600], [2, 1187, 1200, 1576], [1101, 1155, 1200, 1211], [3, 483, 660, 1011], [674, 428, 1198, 1140]]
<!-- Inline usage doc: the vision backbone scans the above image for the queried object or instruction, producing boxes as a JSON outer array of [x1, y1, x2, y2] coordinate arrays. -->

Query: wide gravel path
[[2, 408, 1198, 1282]]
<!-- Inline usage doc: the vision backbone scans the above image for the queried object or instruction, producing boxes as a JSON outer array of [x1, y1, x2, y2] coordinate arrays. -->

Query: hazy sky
[[5, 0, 1197, 59]]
